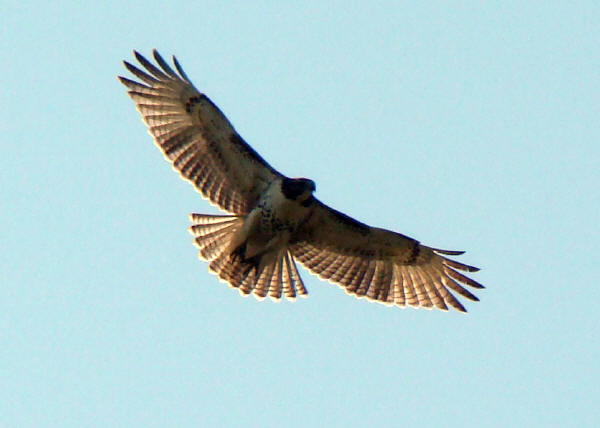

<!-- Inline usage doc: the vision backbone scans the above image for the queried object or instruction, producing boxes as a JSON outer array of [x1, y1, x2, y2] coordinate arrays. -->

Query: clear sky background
[[2, 2, 599, 427]]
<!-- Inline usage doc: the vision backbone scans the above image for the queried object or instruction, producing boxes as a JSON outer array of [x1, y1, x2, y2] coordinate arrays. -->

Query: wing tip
[[133, 49, 144, 61], [441, 258, 481, 273], [432, 247, 466, 256]]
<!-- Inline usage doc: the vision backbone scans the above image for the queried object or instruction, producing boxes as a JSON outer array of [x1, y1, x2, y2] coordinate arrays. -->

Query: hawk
[[119, 50, 484, 312]]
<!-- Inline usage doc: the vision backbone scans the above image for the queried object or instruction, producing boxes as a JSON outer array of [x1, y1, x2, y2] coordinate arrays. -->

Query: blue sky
[[2, 1, 599, 427]]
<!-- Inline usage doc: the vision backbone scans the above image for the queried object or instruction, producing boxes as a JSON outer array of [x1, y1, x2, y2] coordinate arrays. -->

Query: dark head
[[281, 177, 316, 204]]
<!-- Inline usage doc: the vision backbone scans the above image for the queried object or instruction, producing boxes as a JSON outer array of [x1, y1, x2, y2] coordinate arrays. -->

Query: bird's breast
[[256, 189, 310, 234]]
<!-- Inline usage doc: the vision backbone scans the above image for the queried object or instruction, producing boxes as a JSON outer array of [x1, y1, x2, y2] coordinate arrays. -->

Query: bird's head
[[281, 177, 316, 204]]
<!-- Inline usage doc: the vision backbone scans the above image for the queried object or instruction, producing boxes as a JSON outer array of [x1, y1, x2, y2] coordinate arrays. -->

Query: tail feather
[[285, 255, 308, 299], [238, 262, 259, 296], [254, 260, 275, 300], [268, 258, 284, 300]]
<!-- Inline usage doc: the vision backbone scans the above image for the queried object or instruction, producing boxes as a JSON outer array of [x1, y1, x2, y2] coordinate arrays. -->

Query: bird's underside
[[119, 49, 484, 313]]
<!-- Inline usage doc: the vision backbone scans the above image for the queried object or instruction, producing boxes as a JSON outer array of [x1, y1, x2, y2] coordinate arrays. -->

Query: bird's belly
[[238, 198, 308, 260]]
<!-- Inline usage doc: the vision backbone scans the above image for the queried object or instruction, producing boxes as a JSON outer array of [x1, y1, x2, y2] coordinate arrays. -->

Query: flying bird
[[119, 50, 483, 312]]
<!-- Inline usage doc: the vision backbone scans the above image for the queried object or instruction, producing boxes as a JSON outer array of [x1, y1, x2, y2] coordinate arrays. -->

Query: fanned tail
[[188, 213, 307, 301]]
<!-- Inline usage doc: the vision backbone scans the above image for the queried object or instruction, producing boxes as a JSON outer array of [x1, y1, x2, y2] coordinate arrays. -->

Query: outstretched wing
[[290, 200, 483, 312], [118, 50, 282, 215]]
